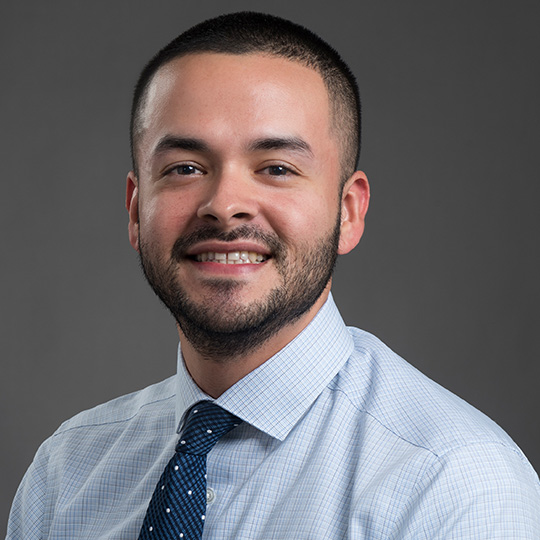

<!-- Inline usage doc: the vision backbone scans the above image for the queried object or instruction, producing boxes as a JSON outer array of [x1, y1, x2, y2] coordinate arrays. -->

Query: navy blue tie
[[138, 401, 241, 539]]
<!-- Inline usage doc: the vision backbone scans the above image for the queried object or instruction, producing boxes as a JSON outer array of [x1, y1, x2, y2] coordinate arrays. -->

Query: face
[[127, 53, 368, 359]]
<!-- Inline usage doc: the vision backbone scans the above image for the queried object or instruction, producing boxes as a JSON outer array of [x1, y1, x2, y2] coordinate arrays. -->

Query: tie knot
[[176, 401, 241, 456]]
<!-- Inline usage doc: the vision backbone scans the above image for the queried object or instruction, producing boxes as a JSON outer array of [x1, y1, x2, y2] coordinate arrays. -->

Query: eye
[[162, 163, 205, 178], [267, 165, 290, 176], [169, 164, 204, 176], [259, 164, 297, 177]]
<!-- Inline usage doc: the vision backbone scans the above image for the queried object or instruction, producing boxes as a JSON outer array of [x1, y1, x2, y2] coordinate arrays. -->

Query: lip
[[183, 241, 271, 276], [187, 258, 269, 276], [185, 241, 272, 257]]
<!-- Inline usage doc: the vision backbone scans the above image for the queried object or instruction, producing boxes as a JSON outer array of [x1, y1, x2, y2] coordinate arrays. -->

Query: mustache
[[171, 224, 285, 261]]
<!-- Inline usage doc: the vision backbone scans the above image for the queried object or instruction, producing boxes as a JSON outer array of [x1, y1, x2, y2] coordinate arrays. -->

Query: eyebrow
[[247, 136, 313, 157], [153, 135, 210, 156], [152, 134, 313, 158]]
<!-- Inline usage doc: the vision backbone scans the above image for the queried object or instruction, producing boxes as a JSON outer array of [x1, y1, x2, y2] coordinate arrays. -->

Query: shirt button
[[206, 487, 216, 504]]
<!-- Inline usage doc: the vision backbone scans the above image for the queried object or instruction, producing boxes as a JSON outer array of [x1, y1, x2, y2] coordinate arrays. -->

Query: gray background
[[2, 0, 539, 532]]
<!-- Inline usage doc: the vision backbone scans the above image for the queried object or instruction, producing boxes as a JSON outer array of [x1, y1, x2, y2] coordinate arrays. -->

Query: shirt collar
[[175, 293, 353, 441]]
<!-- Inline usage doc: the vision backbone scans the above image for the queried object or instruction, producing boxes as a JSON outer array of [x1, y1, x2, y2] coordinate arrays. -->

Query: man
[[7, 11, 540, 539]]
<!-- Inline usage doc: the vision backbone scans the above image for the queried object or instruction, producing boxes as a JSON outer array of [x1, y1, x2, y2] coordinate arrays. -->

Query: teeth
[[195, 251, 268, 264]]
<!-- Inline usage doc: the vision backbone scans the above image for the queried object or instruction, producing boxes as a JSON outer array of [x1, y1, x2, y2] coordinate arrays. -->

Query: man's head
[[130, 11, 361, 184], [126, 13, 369, 362]]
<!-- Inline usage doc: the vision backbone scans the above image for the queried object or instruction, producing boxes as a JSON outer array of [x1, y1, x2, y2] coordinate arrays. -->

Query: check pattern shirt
[[7, 295, 540, 538]]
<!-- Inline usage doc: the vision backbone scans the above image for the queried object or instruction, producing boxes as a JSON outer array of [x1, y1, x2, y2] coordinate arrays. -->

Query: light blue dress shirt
[[7, 296, 540, 538]]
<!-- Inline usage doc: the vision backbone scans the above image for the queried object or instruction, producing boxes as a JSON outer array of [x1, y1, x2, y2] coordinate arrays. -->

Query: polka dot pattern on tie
[[138, 401, 242, 540]]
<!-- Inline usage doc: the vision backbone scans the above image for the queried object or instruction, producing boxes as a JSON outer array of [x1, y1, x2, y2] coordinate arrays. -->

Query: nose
[[196, 167, 258, 227]]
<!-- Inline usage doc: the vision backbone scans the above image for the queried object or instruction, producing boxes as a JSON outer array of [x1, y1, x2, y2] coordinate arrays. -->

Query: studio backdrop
[[2, 1, 539, 532]]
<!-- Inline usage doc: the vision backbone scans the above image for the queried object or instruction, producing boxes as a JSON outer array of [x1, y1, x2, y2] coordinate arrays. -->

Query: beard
[[138, 218, 340, 361]]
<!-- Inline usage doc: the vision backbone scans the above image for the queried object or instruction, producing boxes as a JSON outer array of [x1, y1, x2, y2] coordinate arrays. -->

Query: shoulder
[[6, 376, 177, 539], [333, 328, 540, 535], [334, 327, 531, 462], [49, 375, 177, 446]]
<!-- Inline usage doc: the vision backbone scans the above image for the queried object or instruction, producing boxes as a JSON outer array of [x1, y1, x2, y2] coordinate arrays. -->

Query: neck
[[178, 288, 330, 397]]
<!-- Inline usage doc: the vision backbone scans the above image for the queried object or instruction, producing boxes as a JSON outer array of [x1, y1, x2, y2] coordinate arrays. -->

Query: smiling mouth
[[193, 251, 269, 264]]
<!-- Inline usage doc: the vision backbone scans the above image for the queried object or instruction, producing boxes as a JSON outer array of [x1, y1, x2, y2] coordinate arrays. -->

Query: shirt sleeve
[[6, 437, 52, 540], [397, 442, 540, 539]]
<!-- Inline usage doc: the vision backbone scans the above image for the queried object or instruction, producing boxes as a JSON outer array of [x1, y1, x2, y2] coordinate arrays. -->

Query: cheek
[[267, 192, 338, 246], [139, 196, 191, 246]]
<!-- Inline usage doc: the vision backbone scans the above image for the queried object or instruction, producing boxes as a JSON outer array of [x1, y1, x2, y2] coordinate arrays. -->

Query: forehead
[[137, 52, 337, 162]]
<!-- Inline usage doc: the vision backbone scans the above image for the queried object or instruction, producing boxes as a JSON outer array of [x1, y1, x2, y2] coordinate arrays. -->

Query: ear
[[126, 171, 140, 252], [338, 170, 370, 255]]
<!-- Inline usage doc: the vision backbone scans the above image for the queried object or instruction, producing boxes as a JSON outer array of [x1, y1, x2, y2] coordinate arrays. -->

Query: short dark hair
[[130, 11, 361, 182]]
